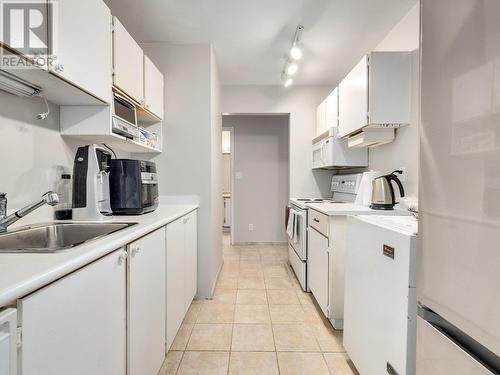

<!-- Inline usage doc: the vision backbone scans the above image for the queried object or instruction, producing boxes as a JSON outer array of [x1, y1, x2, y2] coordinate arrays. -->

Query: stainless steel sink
[[0, 222, 137, 253]]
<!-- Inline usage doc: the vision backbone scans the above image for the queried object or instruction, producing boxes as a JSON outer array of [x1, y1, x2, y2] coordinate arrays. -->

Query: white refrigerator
[[418, 0, 500, 373]]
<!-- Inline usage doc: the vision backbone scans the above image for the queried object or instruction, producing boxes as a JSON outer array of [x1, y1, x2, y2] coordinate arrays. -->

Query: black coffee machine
[[109, 159, 159, 215]]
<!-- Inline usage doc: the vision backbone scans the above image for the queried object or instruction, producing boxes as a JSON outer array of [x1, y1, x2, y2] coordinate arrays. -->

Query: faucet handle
[[42, 191, 59, 206]]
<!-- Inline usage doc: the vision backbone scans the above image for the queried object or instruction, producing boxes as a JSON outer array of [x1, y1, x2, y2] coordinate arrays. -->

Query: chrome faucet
[[0, 191, 59, 233]]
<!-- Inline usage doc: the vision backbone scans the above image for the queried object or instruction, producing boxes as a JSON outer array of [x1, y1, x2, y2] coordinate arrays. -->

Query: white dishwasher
[[343, 215, 417, 375]]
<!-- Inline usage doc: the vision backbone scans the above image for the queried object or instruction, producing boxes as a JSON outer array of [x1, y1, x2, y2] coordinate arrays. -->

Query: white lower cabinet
[[166, 210, 198, 350], [127, 228, 166, 375], [18, 249, 127, 375], [308, 226, 330, 317]]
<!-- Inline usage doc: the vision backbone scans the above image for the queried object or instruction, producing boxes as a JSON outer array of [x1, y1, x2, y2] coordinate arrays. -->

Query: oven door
[[141, 172, 159, 211], [289, 208, 307, 261]]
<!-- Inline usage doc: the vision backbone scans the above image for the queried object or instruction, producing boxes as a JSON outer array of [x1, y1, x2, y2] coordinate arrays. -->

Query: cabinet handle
[[146, 104, 151, 109], [183, 217, 189, 224], [131, 245, 140, 257], [118, 251, 128, 264], [314, 218, 320, 223]]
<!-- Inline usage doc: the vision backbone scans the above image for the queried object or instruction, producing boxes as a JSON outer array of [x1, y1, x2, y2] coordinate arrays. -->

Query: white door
[[19, 249, 127, 375], [51, 0, 112, 102], [338, 55, 368, 138], [308, 227, 329, 316], [127, 229, 166, 375], [144, 55, 164, 119], [166, 218, 186, 350], [184, 211, 198, 311], [113, 17, 144, 103], [325, 87, 338, 129], [0, 308, 16, 375]]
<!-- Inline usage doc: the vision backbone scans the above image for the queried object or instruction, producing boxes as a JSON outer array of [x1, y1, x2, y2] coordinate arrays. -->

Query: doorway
[[222, 114, 290, 246], [222, 127, 234, 245]]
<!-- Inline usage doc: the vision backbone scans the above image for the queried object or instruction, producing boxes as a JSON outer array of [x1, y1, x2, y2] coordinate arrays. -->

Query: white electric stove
[[287, 174, 363, 292]]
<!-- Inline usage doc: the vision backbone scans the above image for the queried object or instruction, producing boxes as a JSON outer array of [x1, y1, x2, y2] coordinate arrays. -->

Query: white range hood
[[347, 128, 395, 148]]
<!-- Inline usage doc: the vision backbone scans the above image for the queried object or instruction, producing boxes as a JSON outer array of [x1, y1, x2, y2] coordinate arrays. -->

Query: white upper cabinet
[[52, 0, 112, 103], [338, 55, 369, 138], [113, 17, 144, 103], [338, 52, 412, 139], [144, 55, 164, 119], [316, 100, 327, 137], [325, 87, 339, 129]]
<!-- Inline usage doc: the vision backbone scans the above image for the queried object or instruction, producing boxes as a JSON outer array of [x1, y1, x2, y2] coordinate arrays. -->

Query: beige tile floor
[[159, 234, 359, 375]]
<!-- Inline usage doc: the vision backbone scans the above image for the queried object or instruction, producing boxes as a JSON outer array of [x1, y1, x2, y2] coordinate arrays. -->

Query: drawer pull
[[313, 218, 320, 223]]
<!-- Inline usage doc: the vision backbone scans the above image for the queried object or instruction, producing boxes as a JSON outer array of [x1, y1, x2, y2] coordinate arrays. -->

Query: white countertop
[[306, 202, 411, 216], [0, 203, 198, 308]]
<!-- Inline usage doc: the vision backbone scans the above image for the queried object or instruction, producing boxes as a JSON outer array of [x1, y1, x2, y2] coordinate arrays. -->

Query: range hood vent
[[347, 128, 395, 148]]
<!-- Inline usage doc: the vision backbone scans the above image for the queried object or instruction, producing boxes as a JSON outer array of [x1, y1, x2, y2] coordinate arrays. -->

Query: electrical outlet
[[397, 167, 406, 182], [248, 224, 254, 231]]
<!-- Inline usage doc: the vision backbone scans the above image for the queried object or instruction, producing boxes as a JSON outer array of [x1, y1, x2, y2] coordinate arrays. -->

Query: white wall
[[223, 115, 289, 243], [209, 46, 223, 294], [0, 92, 128, 222], [221, 85, 333, 198], [370, 2, 420, 198], [141, 43, 222, 298]]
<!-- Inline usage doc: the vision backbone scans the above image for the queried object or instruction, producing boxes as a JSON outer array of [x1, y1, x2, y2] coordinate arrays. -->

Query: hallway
[[160, 235, 358, 374]]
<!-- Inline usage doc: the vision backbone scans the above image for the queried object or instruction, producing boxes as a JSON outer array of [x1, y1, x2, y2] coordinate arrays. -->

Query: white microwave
[[312, 128, 368, 169], [112, 92, 139, 139]]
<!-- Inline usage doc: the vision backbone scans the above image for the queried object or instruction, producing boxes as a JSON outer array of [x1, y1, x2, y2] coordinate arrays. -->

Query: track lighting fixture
[[281, 26, 304, 87]]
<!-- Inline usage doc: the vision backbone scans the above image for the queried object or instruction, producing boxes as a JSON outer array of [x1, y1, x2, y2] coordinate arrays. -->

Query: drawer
[[308, 209, 329, 237]]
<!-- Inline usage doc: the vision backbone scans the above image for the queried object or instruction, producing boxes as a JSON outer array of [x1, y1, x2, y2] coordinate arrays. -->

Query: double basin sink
[[0, 222, 137, 253]]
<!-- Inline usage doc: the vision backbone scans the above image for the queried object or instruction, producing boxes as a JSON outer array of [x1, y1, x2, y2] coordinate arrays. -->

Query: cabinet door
[[51, 0, 112, 102], [308, 227, 329, 316], [338, 55, 368, 138], [316, 100, 326, 136], [144, 55, 164, 119], [166, 218, 186, 350], [113, 17, 144, 103], [184, 211, 198, 311], [325, 87, 338, 129], [128, 229, 166, 375], [19, 249, 127, 375]]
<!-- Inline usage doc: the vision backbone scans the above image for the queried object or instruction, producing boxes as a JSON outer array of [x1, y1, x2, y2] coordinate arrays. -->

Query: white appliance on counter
[[306, 173, 410, 330], [343, 215, 418, 375], [312, 127, 368, 169], [417, 1, 500, 374]]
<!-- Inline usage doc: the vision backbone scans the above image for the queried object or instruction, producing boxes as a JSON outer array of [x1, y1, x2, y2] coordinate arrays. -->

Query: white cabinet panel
[[325, 87, 338, 129], [166, 218, 186, 350], [184, 210, 198, 311], [0, 308, 17, 375], [52, 0, 112, 102], [144, 55, 164, 119], [127, 229, 166, 375], [338, 55, 368, 138], [113, 17, 144, 103], [316, 100, 327, 136], [308, 227, 329, 316], [19, 250, 127, 375]]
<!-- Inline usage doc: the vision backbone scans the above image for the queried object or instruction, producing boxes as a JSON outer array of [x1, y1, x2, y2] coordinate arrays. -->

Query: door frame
[[222, 126, 234, 244]]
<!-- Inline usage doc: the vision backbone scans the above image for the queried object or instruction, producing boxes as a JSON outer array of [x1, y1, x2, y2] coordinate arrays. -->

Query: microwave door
[[312, 140, 325, 169]]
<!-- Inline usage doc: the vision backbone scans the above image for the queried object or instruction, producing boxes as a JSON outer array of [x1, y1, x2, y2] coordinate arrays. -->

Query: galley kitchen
[[0, 1, 498, 375]]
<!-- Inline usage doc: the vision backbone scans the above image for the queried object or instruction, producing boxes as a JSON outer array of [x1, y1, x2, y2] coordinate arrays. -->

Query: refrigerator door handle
[[418, 304, 500, 374]]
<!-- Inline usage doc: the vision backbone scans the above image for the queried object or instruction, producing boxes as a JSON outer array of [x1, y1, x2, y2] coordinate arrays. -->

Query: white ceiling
[[104, 0, 417, 85]]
